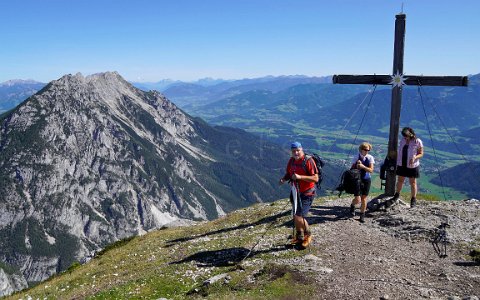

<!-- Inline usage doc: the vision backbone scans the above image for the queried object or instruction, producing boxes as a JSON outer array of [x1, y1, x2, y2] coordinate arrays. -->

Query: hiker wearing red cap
[[279, 142, 319, 248]]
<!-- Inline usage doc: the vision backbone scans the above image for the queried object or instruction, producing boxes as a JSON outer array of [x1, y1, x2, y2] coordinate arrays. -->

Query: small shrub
[[65, 261, 81, 273], [417, 193, 441, 202]]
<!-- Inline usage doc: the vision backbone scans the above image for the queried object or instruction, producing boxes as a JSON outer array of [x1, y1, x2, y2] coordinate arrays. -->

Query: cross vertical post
[[386, 14, 406, 195], [332, 13, 468, 197]]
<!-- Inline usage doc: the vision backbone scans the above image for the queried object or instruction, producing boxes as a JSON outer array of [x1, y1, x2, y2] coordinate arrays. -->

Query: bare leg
[[350, 196, 360, 216], [351, 196, 360, 206], [360, 195, 368, 213], [294, 215, 309, 234], [409, 177, 417, 198]]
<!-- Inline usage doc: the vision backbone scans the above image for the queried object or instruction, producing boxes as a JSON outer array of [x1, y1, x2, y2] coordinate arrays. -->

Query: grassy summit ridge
[[7, 195, 479, 299], [8, 199, 319, 299]]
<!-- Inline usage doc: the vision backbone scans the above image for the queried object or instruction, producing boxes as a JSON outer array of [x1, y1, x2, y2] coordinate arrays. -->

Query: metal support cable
[[417, 85, 469, 163], [329, 84, 378, 192], [326, 85, 377, 155], [417, 84, 480, 194], [417, 84, 447, 200]]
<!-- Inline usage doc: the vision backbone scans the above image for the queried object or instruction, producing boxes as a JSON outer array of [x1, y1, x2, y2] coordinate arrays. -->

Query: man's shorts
[[290, 192, 315, 217]]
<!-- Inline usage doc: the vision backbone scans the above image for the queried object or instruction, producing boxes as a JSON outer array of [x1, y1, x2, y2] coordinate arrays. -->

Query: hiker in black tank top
[[392, 127, 424, 207]]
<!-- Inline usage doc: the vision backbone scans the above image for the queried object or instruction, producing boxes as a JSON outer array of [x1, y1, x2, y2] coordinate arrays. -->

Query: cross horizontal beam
[[332, 74, 468, 86]]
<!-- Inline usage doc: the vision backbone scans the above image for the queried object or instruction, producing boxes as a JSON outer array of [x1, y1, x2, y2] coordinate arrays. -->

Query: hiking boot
[[349, 204, 355, 216], [359, 213, 365, 223], [393, 192, 400, 200], [301, 234, 312, 248], [410, 197, 417, 208]]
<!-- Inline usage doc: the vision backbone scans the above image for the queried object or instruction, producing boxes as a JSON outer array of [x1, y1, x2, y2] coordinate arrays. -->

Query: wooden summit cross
[[333, 13, 468, 196]]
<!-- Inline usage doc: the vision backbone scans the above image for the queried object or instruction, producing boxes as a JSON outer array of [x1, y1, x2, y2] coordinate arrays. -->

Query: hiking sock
[[359, 212, 365, 223], [410, 197, 417, 207], [350, 204, 355, 216]]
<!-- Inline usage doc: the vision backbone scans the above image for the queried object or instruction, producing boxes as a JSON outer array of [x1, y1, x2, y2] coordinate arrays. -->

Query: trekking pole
[[291, 180, 298, 241], [236, 199, 293, 265]]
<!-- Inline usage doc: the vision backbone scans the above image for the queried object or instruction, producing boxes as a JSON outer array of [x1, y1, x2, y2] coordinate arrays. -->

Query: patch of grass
[[470, 249, 480, 263], [241, 264, 316, 299], [417, 193, 442, 202], [184, 263, 317, 300], [65, 261, 81, 274], [90, 274, 194, 299], [255, 263, 313, 284], [95, 236, 136, 258]]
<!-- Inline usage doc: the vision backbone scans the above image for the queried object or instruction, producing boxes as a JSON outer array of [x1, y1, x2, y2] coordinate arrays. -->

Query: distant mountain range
[[2, 73, 479, 197], [158, 75, 333, 108], [181, 74, 480, 130], [0, 75, 332, 114], [161, 74, 480, 199], [131, 77, 229, 91], [0, 80, 45, 113]]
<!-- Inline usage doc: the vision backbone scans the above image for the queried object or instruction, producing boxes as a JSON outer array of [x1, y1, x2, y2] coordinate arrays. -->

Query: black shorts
[[396, 166, 420, 178], [354, 178, 371, 196]]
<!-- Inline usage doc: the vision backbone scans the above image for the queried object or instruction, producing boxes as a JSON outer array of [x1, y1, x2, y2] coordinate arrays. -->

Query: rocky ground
[[284, 196, 480, 300]]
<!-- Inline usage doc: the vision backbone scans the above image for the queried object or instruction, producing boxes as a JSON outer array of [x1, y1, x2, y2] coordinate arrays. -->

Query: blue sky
[[0, 0, 478, 83]]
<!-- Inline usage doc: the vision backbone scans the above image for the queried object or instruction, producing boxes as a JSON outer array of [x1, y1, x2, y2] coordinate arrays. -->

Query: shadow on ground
[[165, 209, 291, 247], [170, 246, 287, 267], [307, 204, 350, 225]]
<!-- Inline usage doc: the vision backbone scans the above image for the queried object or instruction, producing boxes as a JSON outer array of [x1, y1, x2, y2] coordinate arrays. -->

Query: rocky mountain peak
[[0, 72, 288, 295], [25, 71, 196, 142], [53, 71, 133, 97]]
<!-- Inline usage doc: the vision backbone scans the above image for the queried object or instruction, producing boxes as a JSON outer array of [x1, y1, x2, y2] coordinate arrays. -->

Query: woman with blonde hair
[[349, 142, 375, 223]]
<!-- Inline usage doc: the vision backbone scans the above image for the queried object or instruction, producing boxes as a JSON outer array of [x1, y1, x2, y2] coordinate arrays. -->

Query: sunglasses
[[361, 148, 370, 151]]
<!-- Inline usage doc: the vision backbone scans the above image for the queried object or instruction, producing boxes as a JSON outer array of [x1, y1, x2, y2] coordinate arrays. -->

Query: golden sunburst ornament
[[389, 71, 408, 88]]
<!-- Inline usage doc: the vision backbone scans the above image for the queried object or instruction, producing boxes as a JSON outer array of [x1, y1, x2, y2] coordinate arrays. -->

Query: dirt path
[[302, 197, 480, 299]]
